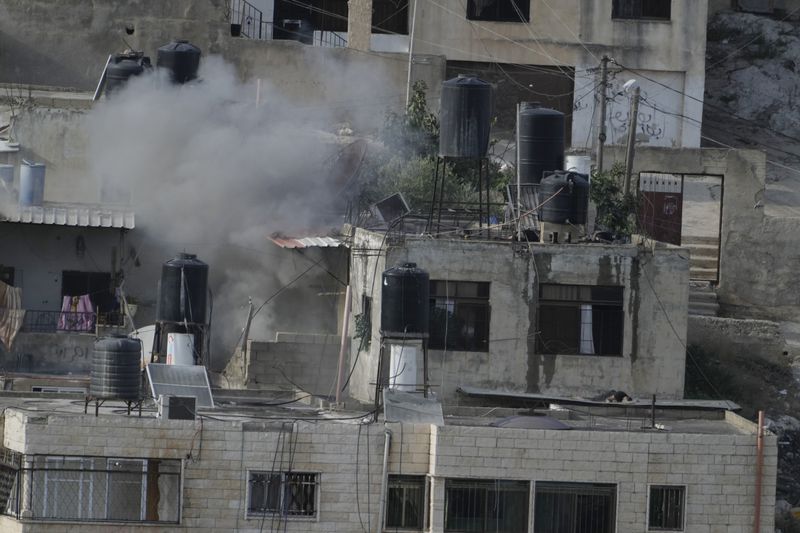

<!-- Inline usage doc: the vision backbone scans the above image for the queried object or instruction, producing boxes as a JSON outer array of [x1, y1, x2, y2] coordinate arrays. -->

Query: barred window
[[649, 485, 685, 530], [444, 478, 529, 533], [247, 472, 318, 519], [538, 284, 624, 356], [612, 0, 671, 20], [467, 0, 530, 22], [534, 482, 616, 533], [430, 281, 491, 352], [6, 455, 181, 523], [386, 475, 427, 530]]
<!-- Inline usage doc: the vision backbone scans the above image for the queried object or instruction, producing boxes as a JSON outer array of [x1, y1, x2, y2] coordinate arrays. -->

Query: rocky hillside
[[704, 10, 800, 217]]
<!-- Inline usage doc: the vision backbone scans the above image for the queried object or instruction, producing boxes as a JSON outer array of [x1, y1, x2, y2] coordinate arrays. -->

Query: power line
[[614, 59, 800, 148]]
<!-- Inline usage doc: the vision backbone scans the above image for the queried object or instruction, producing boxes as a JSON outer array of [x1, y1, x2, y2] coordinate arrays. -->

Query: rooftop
[[0, 203, 135, 229], [0, 387, 757, 437]]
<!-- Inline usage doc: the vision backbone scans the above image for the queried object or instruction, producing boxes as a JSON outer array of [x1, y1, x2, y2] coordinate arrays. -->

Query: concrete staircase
[[689, 282, 719, 316], [682, 235, 720, 282]]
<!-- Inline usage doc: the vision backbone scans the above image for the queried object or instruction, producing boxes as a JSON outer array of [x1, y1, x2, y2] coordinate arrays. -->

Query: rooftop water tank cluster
[[103, 40, 202, 96]]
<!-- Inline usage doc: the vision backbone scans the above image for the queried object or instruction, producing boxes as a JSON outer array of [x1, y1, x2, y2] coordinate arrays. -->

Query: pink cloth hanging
[[57, 294, 95, 332]]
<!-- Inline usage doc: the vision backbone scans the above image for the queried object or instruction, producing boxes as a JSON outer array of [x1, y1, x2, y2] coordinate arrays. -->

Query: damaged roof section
[[1, 204, 135, 229]]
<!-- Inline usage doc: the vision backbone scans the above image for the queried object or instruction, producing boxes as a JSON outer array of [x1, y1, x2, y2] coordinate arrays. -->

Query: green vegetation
[[589, 163, 638, 238], [358, 81, 512, 216]]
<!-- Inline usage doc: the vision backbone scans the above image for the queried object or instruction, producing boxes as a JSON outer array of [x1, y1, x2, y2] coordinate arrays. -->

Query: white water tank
[[565, 154, 592, 180], [167, 333, 195, 365], [389, 343, 418, 392], [130, 324, 156, 369]]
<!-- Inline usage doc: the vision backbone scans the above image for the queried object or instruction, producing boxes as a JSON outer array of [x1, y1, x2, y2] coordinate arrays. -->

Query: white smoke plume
[[88, 54, 391, 368]]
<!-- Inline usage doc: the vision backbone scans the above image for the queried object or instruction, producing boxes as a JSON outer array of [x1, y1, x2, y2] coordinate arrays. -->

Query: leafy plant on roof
[[590, 163, 638, 239], [359, 81, 511, 215]]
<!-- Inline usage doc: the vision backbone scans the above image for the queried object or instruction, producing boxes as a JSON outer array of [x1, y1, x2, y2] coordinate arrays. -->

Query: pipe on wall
[[376, 427, 393, 533]]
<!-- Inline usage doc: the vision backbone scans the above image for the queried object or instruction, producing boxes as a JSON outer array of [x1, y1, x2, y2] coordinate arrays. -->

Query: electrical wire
[[614, 59, 800, 148]]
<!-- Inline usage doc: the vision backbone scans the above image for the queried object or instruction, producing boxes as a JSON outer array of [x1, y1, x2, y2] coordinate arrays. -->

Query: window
[[649, 485, 685, 530], [467, 0, 530, 22], [0, 265, 14, 286], [444, 479, 529, 533], [61, 270, 116, 312], [612, 0, 671, 20], [373, 0, 409, 34], [386, 475, 427, 530], [534, 482, 616, 533], [17, 455, 180, 523], [247, 472, 318, 519], [538, 284, 623, 356], [429, 281, 490, 352]]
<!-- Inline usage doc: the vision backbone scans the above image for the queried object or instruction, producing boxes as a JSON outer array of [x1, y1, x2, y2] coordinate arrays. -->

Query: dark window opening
[[386, 475, 426, 530], [538, 284, 623, 356], [247, 472, 318, 518], [61, 271, 116, 313], [467, 0, 530, 22], [648, 485, 685, 530], [355, 294, 373, 349], [273, 0, 349, 33], [0, 266, 14, 287], [612, 0, 671, 20], [444, 478, 529, 533], [430, 281, 490, 352], [534, 482, 617, 533], [373, 0, 409, 34]]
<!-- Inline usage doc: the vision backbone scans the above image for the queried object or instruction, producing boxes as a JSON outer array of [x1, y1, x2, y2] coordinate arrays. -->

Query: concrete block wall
[[237, 337, 342, 395], [349, 227, 690, 404], [0, 409, 777, 532], [1, 409, 429, 532], [429, 421, 776, 533]]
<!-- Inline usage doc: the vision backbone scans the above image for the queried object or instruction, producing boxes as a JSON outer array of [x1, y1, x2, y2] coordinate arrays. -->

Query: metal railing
[[230, 0, 265, 39], [4, 456, 181, 524], [21, 310, 125, 333], [228, 0, 347, 47]]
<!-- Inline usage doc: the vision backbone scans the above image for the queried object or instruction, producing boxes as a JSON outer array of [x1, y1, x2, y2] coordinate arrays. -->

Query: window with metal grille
[[538, 284, 624, 356], [430, 281, 491, 352], [467, 0, 530, 22], [612, 0, 671, 20], [8, 455, 181, 523], [534, 482, 617, 533], [386, 475, 426, 529], [648, 485, 685, 530], [444, 478, 529, 533], [247, 472, 318, 519]]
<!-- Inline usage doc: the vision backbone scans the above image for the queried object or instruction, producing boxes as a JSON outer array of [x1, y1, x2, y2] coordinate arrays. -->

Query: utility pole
[[596, 55, 610, 173], [623, 86, 641, 195], [405, 0, 419, 108]]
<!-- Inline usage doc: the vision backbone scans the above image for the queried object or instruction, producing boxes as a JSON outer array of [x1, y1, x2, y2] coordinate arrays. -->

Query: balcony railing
[[21, 310, 125, 334]]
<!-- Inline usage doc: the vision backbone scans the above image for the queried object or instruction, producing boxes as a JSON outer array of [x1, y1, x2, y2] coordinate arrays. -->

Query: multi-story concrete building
[[0, 394, 777, 532]]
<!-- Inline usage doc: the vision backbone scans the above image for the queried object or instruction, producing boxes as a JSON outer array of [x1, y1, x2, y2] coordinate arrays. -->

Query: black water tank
[[439, 75, 493, 159], [105, 52, 151, 94], [157, 40, 201, 84], [90, 336, 141, 400], [539, 171, 589, 224], [381, 263, 430, 337], [518, 102, 565, 184], [157, 253, 209, 324]]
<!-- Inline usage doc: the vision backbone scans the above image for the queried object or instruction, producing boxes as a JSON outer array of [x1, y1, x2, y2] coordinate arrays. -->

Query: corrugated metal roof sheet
[[1, 205, 135, 229], [269, 235, 344, 249]]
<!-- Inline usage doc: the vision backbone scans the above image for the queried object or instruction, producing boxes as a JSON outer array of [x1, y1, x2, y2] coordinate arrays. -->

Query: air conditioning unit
[[158, 395, 196, 420]]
